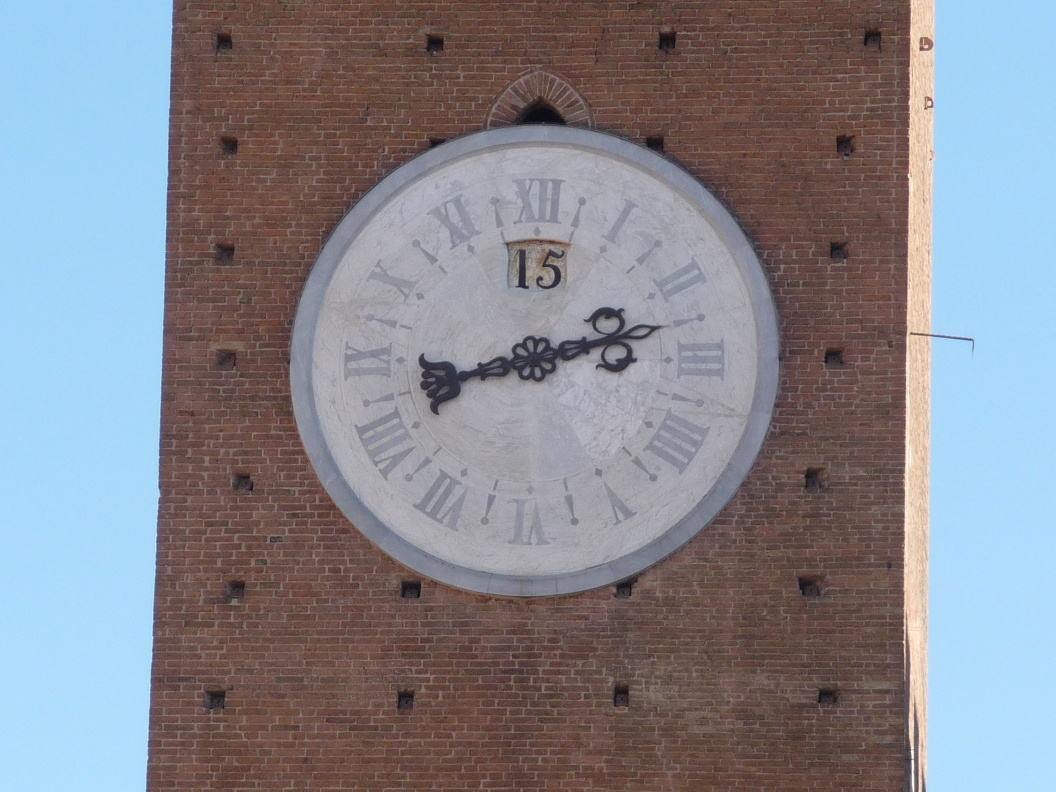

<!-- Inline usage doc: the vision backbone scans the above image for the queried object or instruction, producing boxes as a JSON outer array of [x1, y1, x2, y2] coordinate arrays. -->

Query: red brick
[[150, 2, 932, 790]]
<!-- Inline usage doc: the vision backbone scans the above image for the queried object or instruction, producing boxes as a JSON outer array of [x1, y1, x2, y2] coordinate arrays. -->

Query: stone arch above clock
[[485, 70, 595, 129]]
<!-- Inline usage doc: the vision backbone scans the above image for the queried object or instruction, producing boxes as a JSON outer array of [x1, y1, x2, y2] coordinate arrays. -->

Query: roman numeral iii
[[355, 409, 415, 479], [677, 341, 725, 379]]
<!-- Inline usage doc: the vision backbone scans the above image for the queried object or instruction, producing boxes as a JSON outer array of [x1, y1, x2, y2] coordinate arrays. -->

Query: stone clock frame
[[290, 125, 780, 597]]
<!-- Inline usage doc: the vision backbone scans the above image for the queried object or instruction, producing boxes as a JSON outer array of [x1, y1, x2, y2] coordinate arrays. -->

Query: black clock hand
[[419, 307, 662, 414]]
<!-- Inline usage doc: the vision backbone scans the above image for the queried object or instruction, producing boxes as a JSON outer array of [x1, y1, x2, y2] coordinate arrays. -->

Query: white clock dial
[[291, 126, 779, 596]]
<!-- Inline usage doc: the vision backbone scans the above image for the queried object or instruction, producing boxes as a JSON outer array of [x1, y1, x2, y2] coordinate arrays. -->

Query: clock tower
[[150, 3, 932, 791]]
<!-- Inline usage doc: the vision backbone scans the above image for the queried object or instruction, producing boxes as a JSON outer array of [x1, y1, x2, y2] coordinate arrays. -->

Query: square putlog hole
[[215, 350, 237, 370], [397, 690, 415, 710], [645, 136, 665, 153], [829, 241, 848, 261], [400, 581, 422, 599], [213, 243, 235, 265], [613, 579, 635, 599], [818, 688, 840, 706], [215, 32, 233, 51], [613, 685, 630, 708], [798, 576, 823, 598], [804, 468, 826, 492], [864, 30, 882, 50], [224, 580, 246, 601], [658, 30, 676, 52], [232, 474, 254, 492], [824, 348, 844, 367], [204, 689, 226, 711], [219, 136, 238, 156], [836, 135, 856, 157], [425, 35, 444, 53]]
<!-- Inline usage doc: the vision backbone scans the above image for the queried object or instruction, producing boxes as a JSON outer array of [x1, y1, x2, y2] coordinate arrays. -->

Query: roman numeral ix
[[344, 343, 392, 378]]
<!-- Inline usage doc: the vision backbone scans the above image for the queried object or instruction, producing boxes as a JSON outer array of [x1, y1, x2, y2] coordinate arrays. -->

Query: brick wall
[[150, 2, 931, 789], [906, 3, 935, 789]]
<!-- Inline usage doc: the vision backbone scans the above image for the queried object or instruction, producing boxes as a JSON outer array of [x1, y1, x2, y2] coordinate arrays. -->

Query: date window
[[507, 240, 568, 290]]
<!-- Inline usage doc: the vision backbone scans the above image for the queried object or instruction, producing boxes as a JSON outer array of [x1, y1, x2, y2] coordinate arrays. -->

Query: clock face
[[291, 126, 779, 597]]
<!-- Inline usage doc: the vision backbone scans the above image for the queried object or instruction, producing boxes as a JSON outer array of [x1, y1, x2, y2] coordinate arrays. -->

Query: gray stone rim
[[291, 125, 780, 597]]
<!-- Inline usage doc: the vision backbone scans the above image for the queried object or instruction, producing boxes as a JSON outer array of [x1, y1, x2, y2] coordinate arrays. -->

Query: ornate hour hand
[[419, 307, 662, 414]]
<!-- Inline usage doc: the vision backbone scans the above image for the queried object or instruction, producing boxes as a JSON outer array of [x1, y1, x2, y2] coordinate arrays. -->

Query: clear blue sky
[[1, 2, 1053, 789]]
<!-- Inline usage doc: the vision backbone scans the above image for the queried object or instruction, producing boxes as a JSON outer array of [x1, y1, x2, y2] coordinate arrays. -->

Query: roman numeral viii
[[355, 408, 415, 479]]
